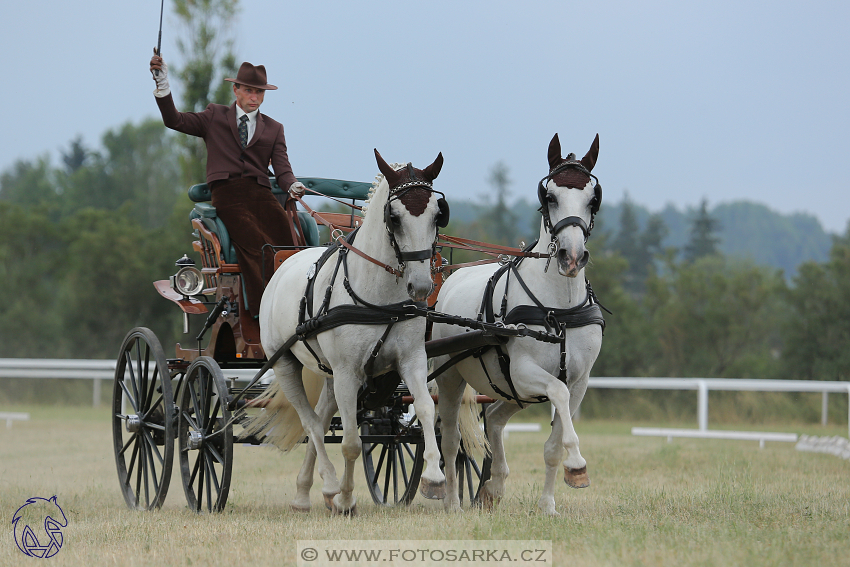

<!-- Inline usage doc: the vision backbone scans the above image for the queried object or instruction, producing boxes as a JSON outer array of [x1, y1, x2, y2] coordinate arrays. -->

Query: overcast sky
[[3, 1, 848, 232]]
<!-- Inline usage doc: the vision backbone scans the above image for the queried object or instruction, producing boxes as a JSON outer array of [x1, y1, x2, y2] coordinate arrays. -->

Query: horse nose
[[407, 281, 433, 302], [557, 248, 589, 276]]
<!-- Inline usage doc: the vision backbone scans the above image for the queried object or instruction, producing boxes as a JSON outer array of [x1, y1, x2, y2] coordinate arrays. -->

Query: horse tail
[[242, 367, 325, 452], [457, 384, 490, 456]]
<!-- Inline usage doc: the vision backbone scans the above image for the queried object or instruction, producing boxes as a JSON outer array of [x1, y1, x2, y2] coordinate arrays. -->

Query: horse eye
[[546, 194, 557, 204], [390, 213, 402, 226]]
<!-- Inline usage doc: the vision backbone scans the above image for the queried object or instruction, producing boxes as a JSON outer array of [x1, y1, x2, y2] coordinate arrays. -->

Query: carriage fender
[[153, 280, 209, 314]]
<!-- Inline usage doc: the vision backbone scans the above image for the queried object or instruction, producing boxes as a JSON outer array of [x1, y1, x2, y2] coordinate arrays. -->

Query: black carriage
[[111, 177, 492, 512]]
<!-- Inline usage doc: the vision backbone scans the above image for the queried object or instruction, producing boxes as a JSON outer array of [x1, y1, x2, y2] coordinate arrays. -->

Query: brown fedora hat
[[224, 62, 278, 90]]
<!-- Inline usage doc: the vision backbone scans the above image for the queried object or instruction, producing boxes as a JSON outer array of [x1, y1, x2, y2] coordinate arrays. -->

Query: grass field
[[1, 404, 848, 567]]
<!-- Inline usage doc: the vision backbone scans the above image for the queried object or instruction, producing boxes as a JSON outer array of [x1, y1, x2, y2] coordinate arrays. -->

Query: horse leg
[[330, 374, 360, 515], [291, 378, 337, 512], [478, 400, 522, 509], [545, 379, 589, 489], [435, 370, 466, 512], [539, 411, 565, 516], [402, 358, 445, 500], [276, 359, 341, 506]]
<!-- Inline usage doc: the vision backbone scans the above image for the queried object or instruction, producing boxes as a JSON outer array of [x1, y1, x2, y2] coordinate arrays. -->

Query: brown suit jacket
[[155, 93, 297, 190]]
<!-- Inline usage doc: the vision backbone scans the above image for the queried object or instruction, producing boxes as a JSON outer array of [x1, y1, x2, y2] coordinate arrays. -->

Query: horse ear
[[422, 152, 444, 181], [581, 134, 600, 172], [547, 133, 562, 170], [374, 149, 400, 186]]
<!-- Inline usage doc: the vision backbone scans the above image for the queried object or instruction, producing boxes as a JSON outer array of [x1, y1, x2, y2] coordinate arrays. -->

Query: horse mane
[[362, 162, 406, 215]]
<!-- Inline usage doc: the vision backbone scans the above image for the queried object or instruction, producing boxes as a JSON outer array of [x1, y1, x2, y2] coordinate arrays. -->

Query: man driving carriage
[[149, 55, 305, 316]]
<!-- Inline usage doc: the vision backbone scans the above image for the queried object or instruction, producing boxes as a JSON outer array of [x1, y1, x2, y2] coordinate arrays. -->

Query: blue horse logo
[[12, 496, 68, 558]]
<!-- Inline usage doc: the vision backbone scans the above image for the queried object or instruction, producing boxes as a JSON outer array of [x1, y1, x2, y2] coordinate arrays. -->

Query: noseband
[[383, 163, 450, 274]]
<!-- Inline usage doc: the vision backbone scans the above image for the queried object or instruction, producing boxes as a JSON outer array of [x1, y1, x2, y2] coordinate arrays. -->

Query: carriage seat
[[187, 177, 373, 265]]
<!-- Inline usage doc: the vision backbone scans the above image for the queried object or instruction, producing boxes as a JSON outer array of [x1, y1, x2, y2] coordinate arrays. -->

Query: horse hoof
[[331, 495, 357, 516], [564, 466, 590, 489], [419, 479, 446, 500], [323, 492, 339, 511], [290, 502, 311, 513], [477, 484, 498, 510]]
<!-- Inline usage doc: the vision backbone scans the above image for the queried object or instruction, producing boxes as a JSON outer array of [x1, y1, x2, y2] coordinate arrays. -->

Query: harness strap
[[363, 318, 398, 384]]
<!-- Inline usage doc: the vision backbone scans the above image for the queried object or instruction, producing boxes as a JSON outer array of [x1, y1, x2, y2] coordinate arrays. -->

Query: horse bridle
[[383, 163, 450, 274], [537, 159, 602, 243]]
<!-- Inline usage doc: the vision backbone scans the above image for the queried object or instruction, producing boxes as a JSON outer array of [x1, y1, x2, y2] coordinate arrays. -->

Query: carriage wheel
[[178, 357, 233, 513], [361, 418, 425, 506], [455, 441, 492, 505], [112, 327, 175, 510]]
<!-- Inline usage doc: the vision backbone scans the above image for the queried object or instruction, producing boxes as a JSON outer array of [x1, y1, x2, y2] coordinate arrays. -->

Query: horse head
[[373, 149, 448, 301], [537, 133, 601, 277]]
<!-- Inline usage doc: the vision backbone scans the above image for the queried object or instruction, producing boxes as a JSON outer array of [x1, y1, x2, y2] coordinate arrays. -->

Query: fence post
[[697, 380, 708, 431], [93, 377, 101, 408], [821, 391, 828, 426]]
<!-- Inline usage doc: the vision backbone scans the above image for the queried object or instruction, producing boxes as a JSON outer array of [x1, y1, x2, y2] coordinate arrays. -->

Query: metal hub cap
[[186, 430, 204, 451], [125, 415, 141, 433]]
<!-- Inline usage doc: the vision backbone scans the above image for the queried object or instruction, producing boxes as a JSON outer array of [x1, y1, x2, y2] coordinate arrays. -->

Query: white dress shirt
[[235, 105, 259, 145]]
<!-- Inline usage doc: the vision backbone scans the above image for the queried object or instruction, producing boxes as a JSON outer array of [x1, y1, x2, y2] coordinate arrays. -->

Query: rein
[[292, 193, 405, 278]]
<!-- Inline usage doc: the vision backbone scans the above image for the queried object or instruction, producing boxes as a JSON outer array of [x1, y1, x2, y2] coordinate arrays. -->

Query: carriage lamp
[[170, 255, 204, 298]]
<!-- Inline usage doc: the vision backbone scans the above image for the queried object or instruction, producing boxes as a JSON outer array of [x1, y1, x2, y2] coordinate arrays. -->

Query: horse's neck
[[343, 183, 406, 299], [356, 183, 396, 266], [514, 226, 587, 309]]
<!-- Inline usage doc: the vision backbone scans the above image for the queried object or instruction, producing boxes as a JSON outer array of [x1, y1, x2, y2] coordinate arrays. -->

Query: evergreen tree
[[611, 195, 668, 295], [684, 199, 720, 262], [781, 227, 850, 380]]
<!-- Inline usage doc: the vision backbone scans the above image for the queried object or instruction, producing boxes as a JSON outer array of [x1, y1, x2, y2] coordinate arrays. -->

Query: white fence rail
[[2, 360, 849, 438]]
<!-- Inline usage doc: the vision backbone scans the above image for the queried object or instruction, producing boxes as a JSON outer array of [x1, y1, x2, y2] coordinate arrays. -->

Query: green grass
[[1, 405, 848, 566]]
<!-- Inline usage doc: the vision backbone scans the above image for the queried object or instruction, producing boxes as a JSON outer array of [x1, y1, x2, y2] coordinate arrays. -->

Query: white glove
[[289, 181, 306, 197], [150, 57, 171, 97]]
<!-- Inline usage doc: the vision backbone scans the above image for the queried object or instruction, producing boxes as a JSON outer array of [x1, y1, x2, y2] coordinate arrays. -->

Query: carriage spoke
[[391, 445, 399, 504], [118, 431, 136, 457], [204, 454, 213, 511], [125, 436, 140, 482], [188, 381, 202, 426], [141, 435, 151, 509], [119, 380, 139, 414], [401, 442, 416, 461], [206, 442, 225, 466], [130, 343, 143, 406], [143, 392, 164, 421], [196, 453, 205, 512], [141, 428, 165, 466], [398, 446, 410, 485], [144, 421, 166, 432], [182, 410, 200, 434], [205, 451, 221, 493], [206, 397, 222, 435], [134, 438, 143, 508], [140, 345, 151, 410], [373, 445, 388, 483], [364, 442, 379, 458], [140, 432, 161, 494], [202, 371, 214, 430], [188, 451, 201, 490]]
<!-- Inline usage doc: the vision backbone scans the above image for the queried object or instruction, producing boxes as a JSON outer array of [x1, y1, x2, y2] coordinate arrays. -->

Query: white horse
[[250, 149, 448, 514], [433, 133, 605, 515]]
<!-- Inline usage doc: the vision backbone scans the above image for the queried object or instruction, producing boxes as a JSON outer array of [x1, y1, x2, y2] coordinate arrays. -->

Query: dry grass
[[1, 404, 848, 567]]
